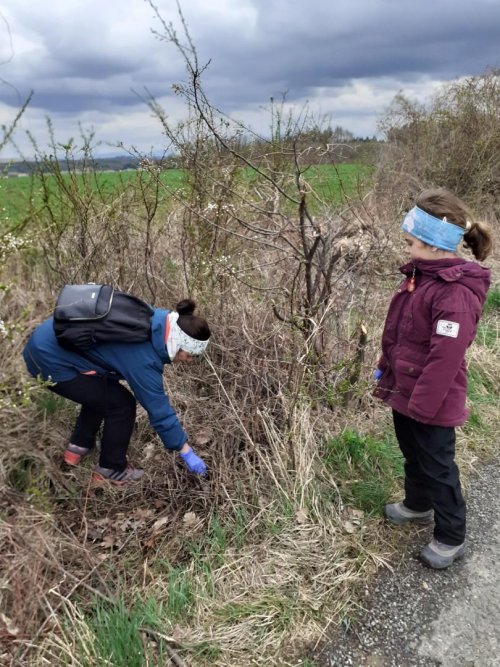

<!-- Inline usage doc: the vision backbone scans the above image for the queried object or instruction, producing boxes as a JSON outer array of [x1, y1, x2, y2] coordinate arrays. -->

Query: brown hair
[[176, 299, 211, 340], [416, 188, 493, 261]]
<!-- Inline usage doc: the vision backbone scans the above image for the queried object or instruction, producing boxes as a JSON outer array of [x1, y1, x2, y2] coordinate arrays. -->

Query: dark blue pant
[[393, 410, 466, 546], [50, 374, 136, 471]]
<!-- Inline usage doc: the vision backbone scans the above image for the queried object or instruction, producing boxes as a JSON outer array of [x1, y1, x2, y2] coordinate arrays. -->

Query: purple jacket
[[374, 257, 491, 426]]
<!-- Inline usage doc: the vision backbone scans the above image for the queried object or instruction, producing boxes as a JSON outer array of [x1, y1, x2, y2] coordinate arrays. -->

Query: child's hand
[[373, 368, 384, 381], [180, 446, 207, 475]]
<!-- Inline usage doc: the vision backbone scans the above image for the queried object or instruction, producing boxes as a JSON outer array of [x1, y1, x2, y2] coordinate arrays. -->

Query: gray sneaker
[[92, 465, 144, 486], [384, 502, 433, 525], [420, 538, 465, 569]]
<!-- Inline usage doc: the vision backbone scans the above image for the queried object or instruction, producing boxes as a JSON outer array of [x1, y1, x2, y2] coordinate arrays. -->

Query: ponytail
[[463, 221, 493, 262], [176, 299, 196, 317]]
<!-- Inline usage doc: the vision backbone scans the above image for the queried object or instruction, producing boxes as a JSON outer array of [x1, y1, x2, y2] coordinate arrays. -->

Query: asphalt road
[[313, 462, 500, 667]]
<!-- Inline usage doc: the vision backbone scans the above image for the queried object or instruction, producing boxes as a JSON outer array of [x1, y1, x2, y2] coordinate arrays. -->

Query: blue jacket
[[23, 309, 187, 451]]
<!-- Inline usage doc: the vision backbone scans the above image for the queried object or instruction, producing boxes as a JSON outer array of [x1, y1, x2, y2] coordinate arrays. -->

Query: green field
[[302, 163, 372, 202], [0, 162, 372, 230]]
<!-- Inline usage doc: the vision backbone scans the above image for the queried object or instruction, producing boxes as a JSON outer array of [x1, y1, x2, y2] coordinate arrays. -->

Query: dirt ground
[[313, 462, 500, 667]]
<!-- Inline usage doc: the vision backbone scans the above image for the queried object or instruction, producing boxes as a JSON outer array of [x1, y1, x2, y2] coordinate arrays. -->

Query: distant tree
[[330, 126, 355, 143], [376, 69, 500, 213]]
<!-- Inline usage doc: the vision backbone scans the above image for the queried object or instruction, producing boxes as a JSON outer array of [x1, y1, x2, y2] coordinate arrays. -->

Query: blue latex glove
[[179, 446, 207, 476], [373, 368, 384, 381]]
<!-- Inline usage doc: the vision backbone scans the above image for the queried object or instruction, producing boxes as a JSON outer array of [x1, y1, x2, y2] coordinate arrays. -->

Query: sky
[[0, 0, 499, 158]]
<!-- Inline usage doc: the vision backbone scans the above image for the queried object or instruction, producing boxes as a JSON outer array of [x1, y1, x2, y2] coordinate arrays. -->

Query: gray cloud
[[199, 0, 500, 104], [0, 0, 499, 153]]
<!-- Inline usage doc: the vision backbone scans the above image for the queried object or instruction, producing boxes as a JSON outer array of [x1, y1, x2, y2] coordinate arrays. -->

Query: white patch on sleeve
[[436, 319, 460, 338]]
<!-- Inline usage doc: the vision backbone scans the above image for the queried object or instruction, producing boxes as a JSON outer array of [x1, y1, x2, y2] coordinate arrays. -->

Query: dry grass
[[11, 407, 395, 667], [1, 156, 499, 666], [1, 413, 497, 664]]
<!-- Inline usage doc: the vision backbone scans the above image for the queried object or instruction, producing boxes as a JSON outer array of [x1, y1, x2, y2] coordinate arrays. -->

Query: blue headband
[[401, 206, 465, 252]]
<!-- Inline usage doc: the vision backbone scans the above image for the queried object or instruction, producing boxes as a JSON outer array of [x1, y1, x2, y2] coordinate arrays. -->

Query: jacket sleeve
[[408, 289, 479, 421], [122, 363, 188, 451]]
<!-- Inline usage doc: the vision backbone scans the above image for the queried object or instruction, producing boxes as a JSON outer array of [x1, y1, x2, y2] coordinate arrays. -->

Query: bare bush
[[376, 69, 500, 217], [144, 0, 383, 385], [0, 73, 391, 667]]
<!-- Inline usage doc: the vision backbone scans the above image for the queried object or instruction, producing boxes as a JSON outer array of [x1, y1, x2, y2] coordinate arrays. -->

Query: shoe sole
[[91, 472, 144, 486], [91, 472, 128, 486], [385, 516, 434, 526]]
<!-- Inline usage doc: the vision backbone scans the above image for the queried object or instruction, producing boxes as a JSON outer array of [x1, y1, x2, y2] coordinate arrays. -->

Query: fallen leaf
[[99, 535, 116, 549], [152, 516, 170, 532], [143, 443, 156, 460], [295, 509, 309, 525], [134, 508, 155, 520], [86, 528, 104, 541], [183, 512, 200, 528], [118, 520, 132, 532], [192, 428, 213, 446], [343, 521, 357, 534], [298, 588, 321, 610], [95, 517, 111, 527], [182, 512, 203, 531], [143, 534, 158, 551], [257, 496, 269, 509], [119, 519, 143, 532], [172, 625, 189, 642], [0, 614, 19, 637]]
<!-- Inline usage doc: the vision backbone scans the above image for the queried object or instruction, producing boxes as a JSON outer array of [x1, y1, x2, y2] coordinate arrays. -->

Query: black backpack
[[53, 284, 154, 352]]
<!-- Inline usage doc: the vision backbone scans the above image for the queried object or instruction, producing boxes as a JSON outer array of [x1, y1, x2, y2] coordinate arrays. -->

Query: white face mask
[[166, 312, 209, 360]]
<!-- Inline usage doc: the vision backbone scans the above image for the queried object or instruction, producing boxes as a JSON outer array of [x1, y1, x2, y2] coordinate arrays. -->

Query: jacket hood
[[400, 257, 491, 304]]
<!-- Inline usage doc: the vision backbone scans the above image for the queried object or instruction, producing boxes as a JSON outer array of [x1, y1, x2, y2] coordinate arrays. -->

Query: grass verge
[[324, 430, 403, 515]]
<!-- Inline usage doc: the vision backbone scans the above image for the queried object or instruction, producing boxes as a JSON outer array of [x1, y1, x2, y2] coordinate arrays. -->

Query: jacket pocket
[[394, 359, 423, 397]]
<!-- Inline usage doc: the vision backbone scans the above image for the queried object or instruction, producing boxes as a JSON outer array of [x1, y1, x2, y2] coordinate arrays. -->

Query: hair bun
[[176, 298, 196, 316]]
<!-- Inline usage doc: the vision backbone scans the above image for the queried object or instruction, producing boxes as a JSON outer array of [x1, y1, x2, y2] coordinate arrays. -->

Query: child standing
[[374, 188, 493, 569]]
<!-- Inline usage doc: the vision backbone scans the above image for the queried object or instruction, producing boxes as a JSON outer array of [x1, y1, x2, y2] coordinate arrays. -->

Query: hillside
[[0, 154, 142, 175]]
